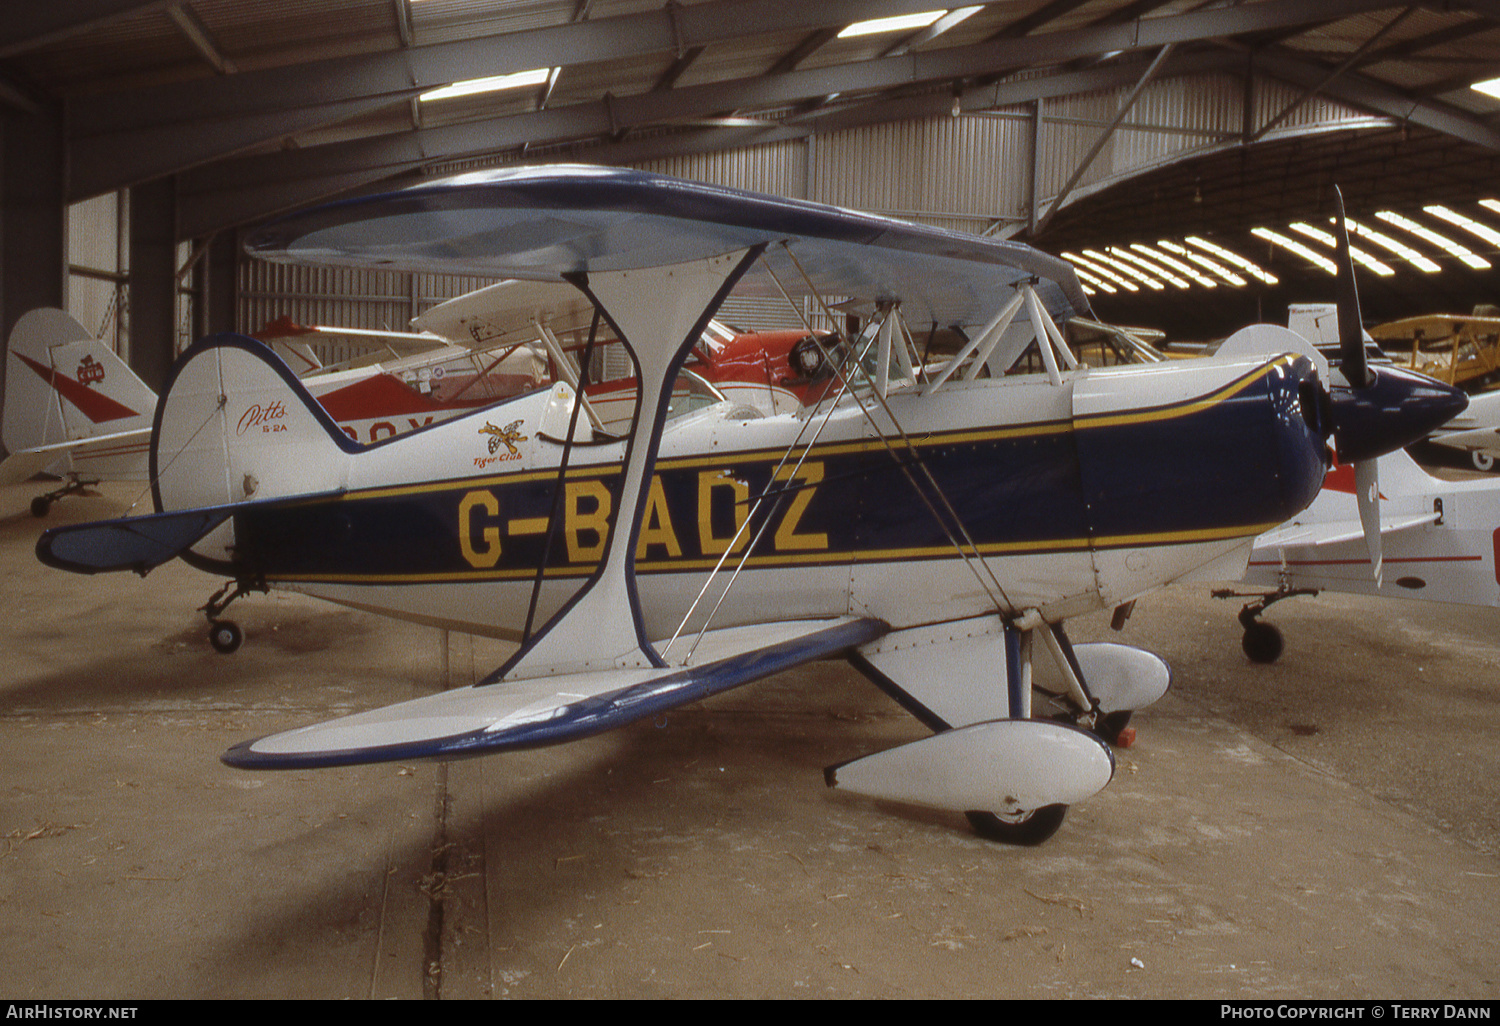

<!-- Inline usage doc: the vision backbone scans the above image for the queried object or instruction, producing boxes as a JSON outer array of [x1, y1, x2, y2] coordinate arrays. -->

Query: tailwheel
[[1240, 620, 1284, 664], [965, 805, 1068, 846], [200, 577, 264, 653], [208, 620, 243, 655], [30, 496, 51, 518]]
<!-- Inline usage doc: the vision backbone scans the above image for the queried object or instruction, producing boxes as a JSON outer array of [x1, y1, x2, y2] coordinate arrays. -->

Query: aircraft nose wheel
[[1240, 620, 1284, 664], [965, 805, 1068, 846], [208, 620, 243, 654]]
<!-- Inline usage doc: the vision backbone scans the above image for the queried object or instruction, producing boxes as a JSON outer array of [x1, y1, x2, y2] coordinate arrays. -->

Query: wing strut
[[496, 246, 767, 683], [761, 246, 1018, 617]]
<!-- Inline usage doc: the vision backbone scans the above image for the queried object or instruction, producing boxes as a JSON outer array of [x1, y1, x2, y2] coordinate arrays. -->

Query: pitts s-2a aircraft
[[35, 167, 1463, 844]]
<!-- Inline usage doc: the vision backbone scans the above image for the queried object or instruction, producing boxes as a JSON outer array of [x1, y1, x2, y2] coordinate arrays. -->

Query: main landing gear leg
[[964, 622, 1086, 847], [30, 475, 100, 518], [1212, 585, 1320, 664], [200, 578, 266, 654]]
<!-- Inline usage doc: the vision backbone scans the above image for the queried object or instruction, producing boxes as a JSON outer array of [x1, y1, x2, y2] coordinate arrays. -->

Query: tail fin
[[3, 308, 156, 454], [152, 335, 361, 514]]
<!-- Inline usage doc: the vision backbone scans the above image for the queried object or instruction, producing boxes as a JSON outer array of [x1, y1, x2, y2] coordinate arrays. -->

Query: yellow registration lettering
[[565, 479, 611, 562], [636, 475, 683, 560], [459, 489, 502, 568], [697, 470, 749, 556], [773, 462, 828, 551]]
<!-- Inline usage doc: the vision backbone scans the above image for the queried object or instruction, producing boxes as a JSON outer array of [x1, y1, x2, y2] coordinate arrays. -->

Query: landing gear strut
[[1212, 585, 1320, 664], [200, 578, 265, 654], [29, 475, 100, 517]]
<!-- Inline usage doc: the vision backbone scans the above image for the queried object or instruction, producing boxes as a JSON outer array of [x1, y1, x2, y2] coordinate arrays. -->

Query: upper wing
[[412, 279, 597, 347], [245, 165, 1091, 336], [222, 616, 888, 770]]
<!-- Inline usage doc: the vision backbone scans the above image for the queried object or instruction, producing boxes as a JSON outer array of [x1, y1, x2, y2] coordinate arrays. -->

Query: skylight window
[[838, 10, 946, 38], [1083, 248, 1163, 290], [419, 68, 551, 102], [1423, 205, 1500, 251], [1109, 247, 1189, 289], [1288, 222, 1394, 276], [1183, 237, 1278, 285], [1374, 211, 1491, 269], [1063, 252, 1138, 292], [1156, 240, 1246, 286], [1251, 228, 1338, 275], [1132, 243, 1218, 288], [1344, 218, 1440, 273]]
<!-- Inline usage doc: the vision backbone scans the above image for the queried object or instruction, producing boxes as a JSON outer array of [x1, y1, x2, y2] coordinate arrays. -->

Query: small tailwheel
[[29, 496, 51, 518], [1241, 620, 1283, 664], [965, 804, 1068, 846], [208, 620, 243, 654]]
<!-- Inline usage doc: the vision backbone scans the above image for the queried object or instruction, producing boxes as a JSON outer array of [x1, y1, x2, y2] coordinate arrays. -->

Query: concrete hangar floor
[[0, 479, 1495, 1000]]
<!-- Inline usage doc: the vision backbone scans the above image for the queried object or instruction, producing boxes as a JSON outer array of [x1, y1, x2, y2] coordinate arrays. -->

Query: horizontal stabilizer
[[1256, 511, 1439, 550], [0, 449, 57, 486], [36, 504, 241, 575], [827, 719, 1115, 815], [35, 486, 348, 575], [222, 617, 888, 770]]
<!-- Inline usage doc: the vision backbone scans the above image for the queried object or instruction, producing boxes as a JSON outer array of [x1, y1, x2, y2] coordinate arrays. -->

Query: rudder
[[3, 308, 155, 455], [152, 335, 360, 514]]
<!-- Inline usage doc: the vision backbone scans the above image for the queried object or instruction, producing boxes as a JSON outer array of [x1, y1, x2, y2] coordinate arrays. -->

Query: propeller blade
[[1333, 187, 1372, 389], [1355, 459, 1383, 584]]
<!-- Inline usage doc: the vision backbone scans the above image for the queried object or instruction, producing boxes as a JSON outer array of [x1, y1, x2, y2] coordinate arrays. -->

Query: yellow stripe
[[267, 520, 1278, 586]]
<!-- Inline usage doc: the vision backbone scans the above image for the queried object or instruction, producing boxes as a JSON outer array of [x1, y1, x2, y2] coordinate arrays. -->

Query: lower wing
[[222, 617, 889, 769]]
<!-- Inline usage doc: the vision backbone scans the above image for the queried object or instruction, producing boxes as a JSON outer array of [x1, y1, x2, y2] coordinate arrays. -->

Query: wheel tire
[[1472, 451, 1495, 473], [30, 496, 50, 518], [965, 805, 1068, 846], [1241, 621, 1283, 664], [209, 620, 243, 654], [1096, 710, 1133, 746]]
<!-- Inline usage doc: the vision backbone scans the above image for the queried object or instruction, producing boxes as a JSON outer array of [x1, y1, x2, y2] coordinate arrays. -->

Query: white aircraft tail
[[3, 308, 156, 454], [153, 335, 359, 514]]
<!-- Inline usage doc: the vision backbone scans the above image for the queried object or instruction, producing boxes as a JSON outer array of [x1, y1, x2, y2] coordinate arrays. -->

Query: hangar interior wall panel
[[66, 192, 127, 355]]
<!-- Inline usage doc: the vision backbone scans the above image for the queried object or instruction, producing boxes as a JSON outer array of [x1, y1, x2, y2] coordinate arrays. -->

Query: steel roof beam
[[70, 0, 1405, 202], [0, 1, 167, 59], [169, 49, 1226, 239], [1251, 48, 1500, 152]]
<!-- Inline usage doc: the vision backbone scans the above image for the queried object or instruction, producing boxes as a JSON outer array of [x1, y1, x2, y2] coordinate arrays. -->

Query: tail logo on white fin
[[237, 401, 289, 436], [10, 350, 143, 425], [76, 355, 107, 386]]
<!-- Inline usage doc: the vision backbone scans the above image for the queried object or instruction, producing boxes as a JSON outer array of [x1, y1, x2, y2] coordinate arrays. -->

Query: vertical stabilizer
[[152, 335, 360, 515], [4, 308, 155, 454]]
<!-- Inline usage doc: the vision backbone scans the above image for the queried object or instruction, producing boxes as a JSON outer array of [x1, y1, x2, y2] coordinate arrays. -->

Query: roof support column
[[195, 230, 238, 338], [128, 177, 178, 389], [0, 105, 67, 457], [1, 105, 67, 344]]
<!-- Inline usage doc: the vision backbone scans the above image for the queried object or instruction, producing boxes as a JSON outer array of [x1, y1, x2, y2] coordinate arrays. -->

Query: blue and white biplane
[[35, 167, 1463, 844]]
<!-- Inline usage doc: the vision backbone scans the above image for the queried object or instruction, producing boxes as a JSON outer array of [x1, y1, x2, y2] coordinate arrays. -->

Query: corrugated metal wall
[[66, 191, 126, 354]]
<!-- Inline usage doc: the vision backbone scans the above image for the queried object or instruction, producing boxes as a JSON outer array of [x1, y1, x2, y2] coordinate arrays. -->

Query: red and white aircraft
[[35, 168, 1461, 844], [2, 284, 833, 514]]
